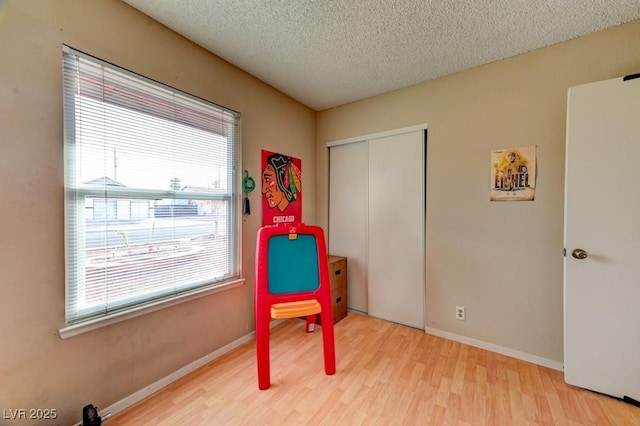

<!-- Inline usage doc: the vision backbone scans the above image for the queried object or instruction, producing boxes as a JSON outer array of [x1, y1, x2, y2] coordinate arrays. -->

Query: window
[[62, 45, 241, 326]]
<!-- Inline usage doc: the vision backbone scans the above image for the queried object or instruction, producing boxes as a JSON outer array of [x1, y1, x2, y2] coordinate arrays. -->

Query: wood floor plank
[[108, 313, 640, 425]]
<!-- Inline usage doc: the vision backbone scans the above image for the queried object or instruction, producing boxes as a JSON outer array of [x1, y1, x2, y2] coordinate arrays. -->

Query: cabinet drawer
[[332, 285, 347, 323], [317, 285, 347, 325], [328, 256, 347, 292]]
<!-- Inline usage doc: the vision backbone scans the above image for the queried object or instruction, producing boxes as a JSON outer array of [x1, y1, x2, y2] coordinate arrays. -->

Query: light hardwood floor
[[109, 313, 640, 425]]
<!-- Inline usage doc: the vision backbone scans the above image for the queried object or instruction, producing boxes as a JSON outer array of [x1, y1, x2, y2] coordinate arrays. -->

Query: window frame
[[59, 45, 243, 337]]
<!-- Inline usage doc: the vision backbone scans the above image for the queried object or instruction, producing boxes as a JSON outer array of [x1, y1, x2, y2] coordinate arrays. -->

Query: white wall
[[317, 19, 640, 364], [0, 2, 316, 424]]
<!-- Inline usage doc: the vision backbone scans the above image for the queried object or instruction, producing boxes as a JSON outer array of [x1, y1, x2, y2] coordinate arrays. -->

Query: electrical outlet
[[456, 306, 466, 321]]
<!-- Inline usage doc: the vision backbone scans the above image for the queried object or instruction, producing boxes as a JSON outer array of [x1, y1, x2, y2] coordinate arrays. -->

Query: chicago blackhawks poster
[[490, 145, 536, 201], [261, 150, 302, 225]]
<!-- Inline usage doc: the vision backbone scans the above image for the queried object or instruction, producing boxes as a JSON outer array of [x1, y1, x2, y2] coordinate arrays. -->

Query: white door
[[368, 131, 425, 329], [329, 141, 369, 313], [564, 75, 640, 402]]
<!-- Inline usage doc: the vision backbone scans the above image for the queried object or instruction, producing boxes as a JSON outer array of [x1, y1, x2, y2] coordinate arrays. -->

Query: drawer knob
[[334, 269, 341, 275]]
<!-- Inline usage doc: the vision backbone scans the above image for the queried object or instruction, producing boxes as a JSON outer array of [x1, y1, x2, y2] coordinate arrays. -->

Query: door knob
[[571, 248, 588, 259]]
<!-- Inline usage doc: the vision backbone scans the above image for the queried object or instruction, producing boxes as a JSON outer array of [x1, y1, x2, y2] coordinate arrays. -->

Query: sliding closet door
[[368, 131, 425, 329], [329, 141, 369, 313]]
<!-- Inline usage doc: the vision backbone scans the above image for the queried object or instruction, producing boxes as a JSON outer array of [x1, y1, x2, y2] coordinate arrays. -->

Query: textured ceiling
[[122, 0, 640, 111]]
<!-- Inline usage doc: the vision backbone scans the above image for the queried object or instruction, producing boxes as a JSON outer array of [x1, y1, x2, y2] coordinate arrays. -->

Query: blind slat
[[63, 45, 241, 325]]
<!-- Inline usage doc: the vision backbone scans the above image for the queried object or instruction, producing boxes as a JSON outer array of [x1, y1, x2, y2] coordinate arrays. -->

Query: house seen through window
[[62, 45, 241, 325]]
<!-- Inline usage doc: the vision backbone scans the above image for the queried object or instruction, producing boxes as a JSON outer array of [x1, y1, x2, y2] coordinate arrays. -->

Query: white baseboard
[[74, 332, 249, 424], [424, 327, 564, 372], [85, 318, 288, 424], [103, 334, 255, 417], [77, 320, 561, 424]]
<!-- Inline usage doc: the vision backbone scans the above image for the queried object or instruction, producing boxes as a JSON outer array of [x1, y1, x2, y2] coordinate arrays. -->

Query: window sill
[[58, 278, 246, 339]]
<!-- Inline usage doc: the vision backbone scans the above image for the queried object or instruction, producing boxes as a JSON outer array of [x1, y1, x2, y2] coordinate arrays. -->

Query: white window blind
[[62, 45, 241, 325]]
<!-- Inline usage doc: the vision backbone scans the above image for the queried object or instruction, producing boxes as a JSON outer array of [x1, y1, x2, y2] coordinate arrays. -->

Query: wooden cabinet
[[318, 256, 347, 325]]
